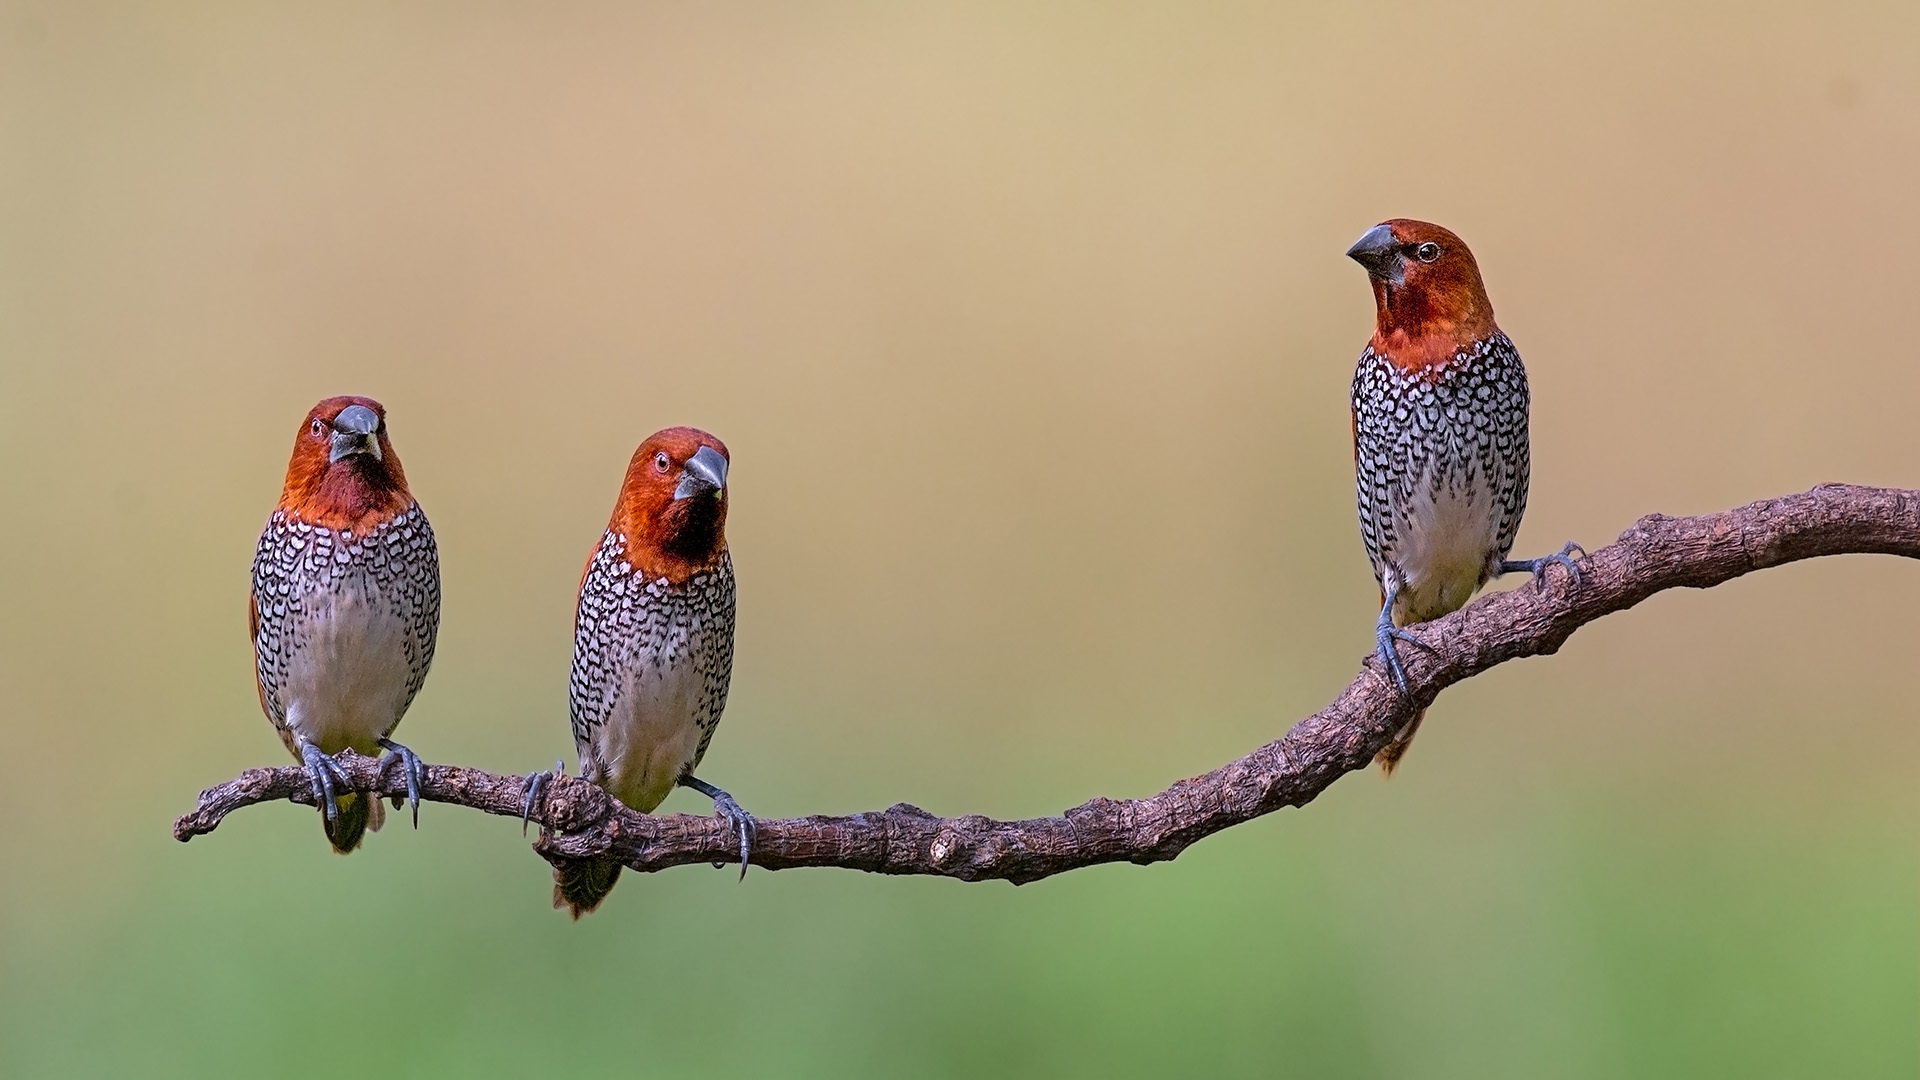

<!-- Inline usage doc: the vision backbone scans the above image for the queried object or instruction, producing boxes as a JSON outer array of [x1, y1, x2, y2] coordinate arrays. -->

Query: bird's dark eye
[[1415, 242, 1442, 263], [655, 452, 671, 472], [310, 419, 325, 437]]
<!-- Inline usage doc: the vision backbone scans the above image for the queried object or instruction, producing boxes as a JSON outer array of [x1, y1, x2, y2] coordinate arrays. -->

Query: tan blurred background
[[1, 2, 1915, 1076]]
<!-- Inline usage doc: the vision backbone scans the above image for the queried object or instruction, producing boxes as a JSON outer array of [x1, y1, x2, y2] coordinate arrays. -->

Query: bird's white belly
[[1391, 472, 1500, 624], [594, 659, 705, 814], [283, 578, 412, 754]]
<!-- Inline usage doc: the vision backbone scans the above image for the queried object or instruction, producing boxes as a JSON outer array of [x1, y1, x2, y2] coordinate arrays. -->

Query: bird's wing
[[249, 512, 297, 745], [1351, 347, 1396, 587], [1483, 333, 1533, 561], [389, 504, 441, 718], [568, 531, 630, 777], [687, 553, 738, 770]]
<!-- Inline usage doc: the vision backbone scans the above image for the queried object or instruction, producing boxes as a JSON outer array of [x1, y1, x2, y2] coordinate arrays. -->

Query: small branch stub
[[173, 483, 1920, 884]]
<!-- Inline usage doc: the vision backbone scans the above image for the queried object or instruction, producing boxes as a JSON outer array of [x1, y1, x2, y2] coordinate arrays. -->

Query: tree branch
[[174, 483, 1920, 884]]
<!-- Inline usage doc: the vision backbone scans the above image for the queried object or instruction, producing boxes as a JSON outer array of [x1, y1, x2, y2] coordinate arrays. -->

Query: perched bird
[[525, 426, 750, 917], [1347, 220, 1581, 773], [250, 396, 440, 851]]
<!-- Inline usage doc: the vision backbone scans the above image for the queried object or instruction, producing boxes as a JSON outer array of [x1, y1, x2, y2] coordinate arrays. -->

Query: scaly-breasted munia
[[1347, 220, 1581, 773], [251, 396, 440, 851], [525, 426, 750, 917]]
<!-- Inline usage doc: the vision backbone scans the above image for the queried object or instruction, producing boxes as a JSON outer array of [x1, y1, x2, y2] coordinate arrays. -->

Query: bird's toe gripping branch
[[298, 741, 349, 822], [680, 774, 756, 881], [521, 761, 565, 836], [1373, 609, 1427, 696], [1372, 579, 1437, 696], [377, 737, 426, 827], [1500, 541, 1587, 591]]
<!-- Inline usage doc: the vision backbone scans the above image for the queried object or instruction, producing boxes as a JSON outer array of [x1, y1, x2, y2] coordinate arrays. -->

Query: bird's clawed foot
[[1374, 615, 1429, 696], [1372, 579, 1435, 697], [377, 737, 425, 828], [1500, 541, 1586, 592], [680, 774, 756, 881], [522, 761, 564, 836], [298, 741, 349, 822]]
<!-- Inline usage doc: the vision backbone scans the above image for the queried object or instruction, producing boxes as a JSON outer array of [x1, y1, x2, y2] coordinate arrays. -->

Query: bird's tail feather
[[322, 791, 382, 853], [1375, 707, 1427, 776], [553, 856, 623, 919]]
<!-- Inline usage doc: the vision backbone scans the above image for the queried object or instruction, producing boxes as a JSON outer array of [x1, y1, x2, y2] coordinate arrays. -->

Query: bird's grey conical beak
[[1346, 223, 1402, 281], [674, 444, 728, 500], [329, 404, 383, 463]]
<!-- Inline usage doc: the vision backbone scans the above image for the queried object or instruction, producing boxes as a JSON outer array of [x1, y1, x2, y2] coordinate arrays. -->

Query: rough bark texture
[[174, 483, 1920, 884]]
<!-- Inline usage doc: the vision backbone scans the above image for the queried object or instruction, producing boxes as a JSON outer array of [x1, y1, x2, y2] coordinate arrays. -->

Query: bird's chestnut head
[[611, 426, 731, 583], [1348, 219, 1498, 368], [278, 395, 414, 530]]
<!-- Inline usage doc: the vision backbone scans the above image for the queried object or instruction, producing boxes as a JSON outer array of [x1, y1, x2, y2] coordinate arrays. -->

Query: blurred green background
[[2, 3, 1916, 1076]]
